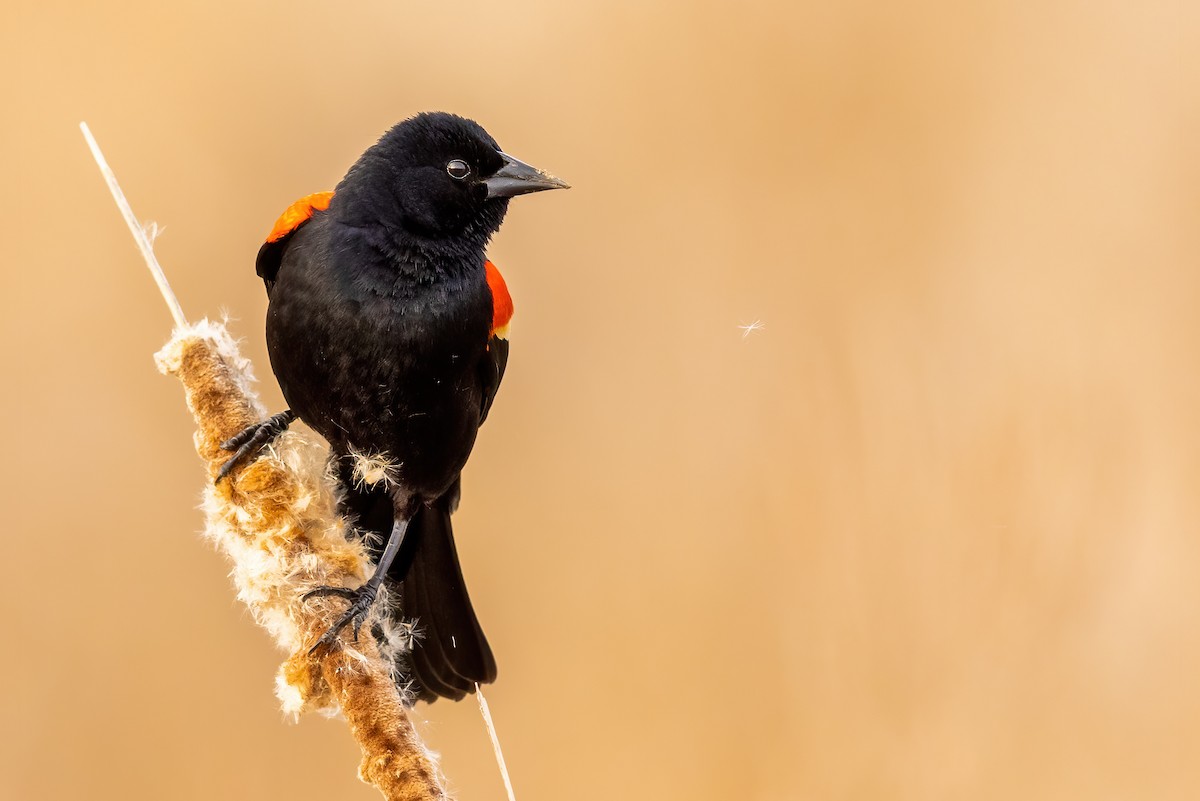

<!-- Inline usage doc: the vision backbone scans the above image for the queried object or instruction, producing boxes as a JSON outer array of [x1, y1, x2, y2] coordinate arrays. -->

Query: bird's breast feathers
[[264, 191, 514, 339]]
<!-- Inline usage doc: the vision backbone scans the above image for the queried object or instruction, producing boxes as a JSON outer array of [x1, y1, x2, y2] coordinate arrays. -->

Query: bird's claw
[[215, 410, 297, 483], [303, 583, 380, 654]]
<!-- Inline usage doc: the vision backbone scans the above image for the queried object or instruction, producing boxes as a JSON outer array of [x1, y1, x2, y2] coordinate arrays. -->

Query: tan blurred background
[[3, 1, 1197, 799]]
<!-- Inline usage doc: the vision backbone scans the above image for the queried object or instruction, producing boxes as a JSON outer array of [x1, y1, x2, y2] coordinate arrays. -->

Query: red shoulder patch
[[266, 191, 334, 243], [485, 260, 513, 338]]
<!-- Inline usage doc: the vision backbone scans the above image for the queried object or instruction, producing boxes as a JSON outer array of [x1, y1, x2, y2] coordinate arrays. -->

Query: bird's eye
[[446, 159, 471, 180]]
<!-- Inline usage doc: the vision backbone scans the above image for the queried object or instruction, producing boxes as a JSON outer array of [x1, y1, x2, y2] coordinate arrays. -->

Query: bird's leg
[[215, 409, 297, 483], [304, 518, 409, 653]]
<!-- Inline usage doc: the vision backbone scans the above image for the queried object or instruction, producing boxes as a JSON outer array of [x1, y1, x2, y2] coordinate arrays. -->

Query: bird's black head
[[334, 112, 567, 257]]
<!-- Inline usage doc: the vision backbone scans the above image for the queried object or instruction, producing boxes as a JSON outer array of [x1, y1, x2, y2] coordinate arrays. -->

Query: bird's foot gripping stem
[[303, 582, 382, 652], [215, 409, 297, 483], [303, 518, 409, 654]]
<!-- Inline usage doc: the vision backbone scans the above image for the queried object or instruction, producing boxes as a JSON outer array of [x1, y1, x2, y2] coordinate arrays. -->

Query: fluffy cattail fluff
[[155, 319, 448, 801]]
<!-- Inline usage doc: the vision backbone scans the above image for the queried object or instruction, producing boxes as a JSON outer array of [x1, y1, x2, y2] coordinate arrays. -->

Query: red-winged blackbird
[[219, 112, 567, 702]]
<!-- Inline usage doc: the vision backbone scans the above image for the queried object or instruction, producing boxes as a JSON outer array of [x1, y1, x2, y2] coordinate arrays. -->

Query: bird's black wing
[[478, 336, 509, 425], [256, 239, 286, 295]]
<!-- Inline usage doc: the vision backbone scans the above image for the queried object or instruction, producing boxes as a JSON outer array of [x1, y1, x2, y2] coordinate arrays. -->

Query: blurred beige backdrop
[[3, 1, 1197, 799]]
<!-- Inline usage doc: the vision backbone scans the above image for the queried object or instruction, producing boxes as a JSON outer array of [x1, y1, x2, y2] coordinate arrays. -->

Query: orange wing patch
[[485, 260, 513, 339], [266, 191, 334, 243]]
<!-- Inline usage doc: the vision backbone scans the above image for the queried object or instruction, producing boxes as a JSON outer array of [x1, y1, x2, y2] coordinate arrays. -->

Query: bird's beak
[[484, 152, 570, 199]]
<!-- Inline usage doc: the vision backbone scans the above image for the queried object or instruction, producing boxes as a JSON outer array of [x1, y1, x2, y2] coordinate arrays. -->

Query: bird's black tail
[[337, 469, 496, 703], [390, 499, 497, 702]]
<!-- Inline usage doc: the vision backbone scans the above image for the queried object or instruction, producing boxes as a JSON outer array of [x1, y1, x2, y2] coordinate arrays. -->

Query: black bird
[[219, 112, 567, 702]]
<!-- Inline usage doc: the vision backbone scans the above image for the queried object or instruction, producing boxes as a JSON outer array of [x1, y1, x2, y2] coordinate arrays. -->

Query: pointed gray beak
[[483, 152, 570, 199]]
